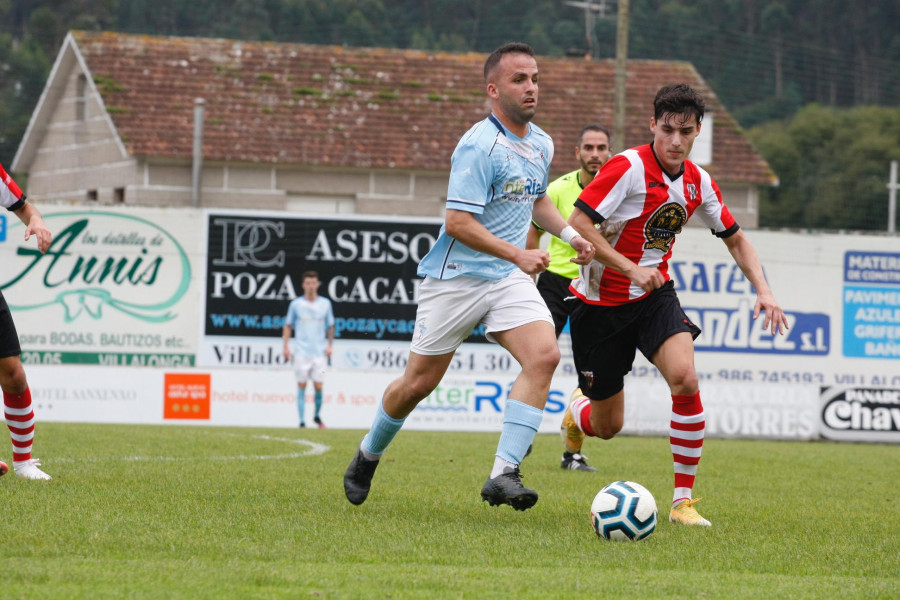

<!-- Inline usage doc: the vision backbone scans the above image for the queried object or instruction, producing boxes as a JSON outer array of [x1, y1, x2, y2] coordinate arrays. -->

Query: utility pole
[[564, 0, 611, 59], [614, 0, 629, 153], [192, 98, 205, 207], [888, 160, 898, 234], [565, 0, 628, 151]]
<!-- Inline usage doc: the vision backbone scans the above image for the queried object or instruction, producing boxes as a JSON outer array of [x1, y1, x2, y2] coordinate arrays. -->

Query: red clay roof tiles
[[73, 31, 775, 184]]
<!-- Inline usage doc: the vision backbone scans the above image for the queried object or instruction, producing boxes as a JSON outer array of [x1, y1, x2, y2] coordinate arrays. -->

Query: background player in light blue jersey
[[344, 42, 594, 511], [282, 271, 335, 428]]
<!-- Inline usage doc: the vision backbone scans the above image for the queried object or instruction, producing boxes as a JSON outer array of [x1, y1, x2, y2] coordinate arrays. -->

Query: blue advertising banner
[[842, 251, 900, 359]]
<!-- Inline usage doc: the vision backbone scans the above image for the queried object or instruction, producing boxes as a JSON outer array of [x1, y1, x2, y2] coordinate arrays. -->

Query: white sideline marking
[[52, 434, 330, 463]]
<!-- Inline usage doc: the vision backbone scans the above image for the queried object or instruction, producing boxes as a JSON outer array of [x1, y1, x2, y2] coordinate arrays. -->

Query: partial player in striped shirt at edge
[[0, 163, 53, 480], [564, 84, 789, 526], [343, 42, 594, 511]]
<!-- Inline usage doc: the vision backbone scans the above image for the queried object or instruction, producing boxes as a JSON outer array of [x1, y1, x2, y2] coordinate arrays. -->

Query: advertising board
[[2, 206, 897, 442]]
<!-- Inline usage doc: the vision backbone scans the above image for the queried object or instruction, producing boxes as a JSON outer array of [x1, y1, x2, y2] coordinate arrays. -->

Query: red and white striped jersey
[[0, 163, 26, 211], [570, 144, 738, 306]]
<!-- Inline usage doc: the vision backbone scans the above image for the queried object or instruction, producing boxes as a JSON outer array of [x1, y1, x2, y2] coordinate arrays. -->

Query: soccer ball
[[590, 480, 658, 541]]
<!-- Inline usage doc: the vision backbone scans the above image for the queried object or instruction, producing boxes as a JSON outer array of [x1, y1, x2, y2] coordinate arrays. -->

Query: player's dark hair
[[302, 270, 319, 281], [653, 83, 705, 125], [578, 124, 611, 146], [484, 42, 535, 82]]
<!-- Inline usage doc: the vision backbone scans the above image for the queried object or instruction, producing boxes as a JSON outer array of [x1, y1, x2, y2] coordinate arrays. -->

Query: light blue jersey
[[418, 114, 554, 280], [285, 295, 335, 357]]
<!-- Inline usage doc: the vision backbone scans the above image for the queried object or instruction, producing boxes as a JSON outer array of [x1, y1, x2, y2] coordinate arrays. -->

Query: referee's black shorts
[[536, 270, 576, 338], [0, 289, 22, 358], [569, 281, 700, 401]]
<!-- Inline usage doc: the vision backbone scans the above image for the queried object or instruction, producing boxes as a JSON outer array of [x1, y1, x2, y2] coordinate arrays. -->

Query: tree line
[[1, 0, 898, 230]]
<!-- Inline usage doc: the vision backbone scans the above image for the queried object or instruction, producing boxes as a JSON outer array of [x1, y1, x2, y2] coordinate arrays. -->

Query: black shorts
[[0, 289, 22, 358], [569, 280, 700, 401], [536, 270, 576, 338]]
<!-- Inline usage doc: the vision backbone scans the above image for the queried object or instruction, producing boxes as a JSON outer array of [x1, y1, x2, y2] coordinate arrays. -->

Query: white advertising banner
[[27, 365, 820, 442], [2, 206, 201, 367], [658, 228, 899, 388], [3, 206, 898, 442]]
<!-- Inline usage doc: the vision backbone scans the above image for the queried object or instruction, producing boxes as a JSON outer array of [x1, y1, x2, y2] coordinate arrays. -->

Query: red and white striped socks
[[570, 393, 595, 437], [670, 392, 705, 505], [4, 387, 36, 464]]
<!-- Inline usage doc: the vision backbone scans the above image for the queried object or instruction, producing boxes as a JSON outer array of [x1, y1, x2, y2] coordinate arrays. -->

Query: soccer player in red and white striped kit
[[0, 163, 53, 480], [564, 84, 788, 526]]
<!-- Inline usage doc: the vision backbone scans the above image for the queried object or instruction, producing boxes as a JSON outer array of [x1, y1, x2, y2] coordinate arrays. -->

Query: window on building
[[114, 188, 125, 203], [76, 74, 87, 121], [86, 189, 97, 201]]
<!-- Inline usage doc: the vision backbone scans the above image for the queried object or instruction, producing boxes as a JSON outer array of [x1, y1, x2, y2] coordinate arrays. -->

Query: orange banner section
[[164, 373, 211, 420]]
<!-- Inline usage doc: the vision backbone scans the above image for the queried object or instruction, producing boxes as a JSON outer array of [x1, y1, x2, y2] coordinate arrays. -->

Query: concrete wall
[[26, 68, 137, 204]]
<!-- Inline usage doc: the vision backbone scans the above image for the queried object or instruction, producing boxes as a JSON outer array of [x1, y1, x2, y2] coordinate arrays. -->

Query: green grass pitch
[[0, 423, 896, 599]]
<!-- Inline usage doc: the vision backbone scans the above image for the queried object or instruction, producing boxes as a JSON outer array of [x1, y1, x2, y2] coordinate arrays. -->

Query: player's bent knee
[[539, 346, 561, 370], [404, 375, 442, 402], [667, 370, 699, 394], [593, 422, 622, 440]]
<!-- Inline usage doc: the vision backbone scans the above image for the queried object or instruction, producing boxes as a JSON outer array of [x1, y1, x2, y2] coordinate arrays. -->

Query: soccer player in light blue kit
[[282, 271, 335, 428], [344, 42, 594, 510]]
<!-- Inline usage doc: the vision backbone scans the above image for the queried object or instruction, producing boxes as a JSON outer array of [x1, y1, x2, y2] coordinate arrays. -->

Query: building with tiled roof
[[13, 31, 775, 225]]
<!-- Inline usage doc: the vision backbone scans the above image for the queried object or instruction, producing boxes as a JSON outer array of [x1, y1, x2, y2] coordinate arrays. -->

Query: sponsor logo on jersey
[[644, 202, 687, 252]]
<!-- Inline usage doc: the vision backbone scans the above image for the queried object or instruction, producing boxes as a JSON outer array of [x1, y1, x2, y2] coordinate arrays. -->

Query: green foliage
[[0, 424, 896, 598], [0, 34, 51, 164], [0, 0, 898, 233], [292, 86, 324, 96], [732, 84, 804, 129], [93, 74, 126, 94], [749, 104, 900, 230]]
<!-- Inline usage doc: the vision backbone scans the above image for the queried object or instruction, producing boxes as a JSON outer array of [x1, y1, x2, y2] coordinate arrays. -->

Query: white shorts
[[410, 270, 553, 356], [293, 355, 327, 384]]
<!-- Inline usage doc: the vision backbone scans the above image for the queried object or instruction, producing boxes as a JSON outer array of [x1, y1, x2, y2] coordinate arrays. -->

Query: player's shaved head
[[484, 42, 535, 83]]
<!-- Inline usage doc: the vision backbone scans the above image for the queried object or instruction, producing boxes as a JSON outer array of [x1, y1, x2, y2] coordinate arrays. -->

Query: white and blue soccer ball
[[590, 480, 658, 541]]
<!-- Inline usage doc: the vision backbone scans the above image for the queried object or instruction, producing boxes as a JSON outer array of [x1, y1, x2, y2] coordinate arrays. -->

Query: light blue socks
[[313, 389, 323, 418], [296, 388, 306, 425], [361, 401, 406, 458], [493, 399, 543, 474]]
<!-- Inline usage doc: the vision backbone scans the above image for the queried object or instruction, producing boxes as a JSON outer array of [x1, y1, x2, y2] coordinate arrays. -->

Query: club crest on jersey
[[686, 183, 698, 201], [644, 202, 687, 252]]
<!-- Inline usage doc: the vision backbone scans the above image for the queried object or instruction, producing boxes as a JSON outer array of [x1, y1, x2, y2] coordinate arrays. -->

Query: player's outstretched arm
[[14, 202, 52, 253], [721, 230, 789, 335]]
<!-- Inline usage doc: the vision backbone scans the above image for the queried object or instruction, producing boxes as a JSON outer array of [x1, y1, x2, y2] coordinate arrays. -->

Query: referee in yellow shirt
[[527, 124, 611, 472]]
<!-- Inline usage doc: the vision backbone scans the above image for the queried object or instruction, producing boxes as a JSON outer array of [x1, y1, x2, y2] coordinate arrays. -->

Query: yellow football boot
[[560, 388, 587, 453], [669, 498, 712, 526]]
